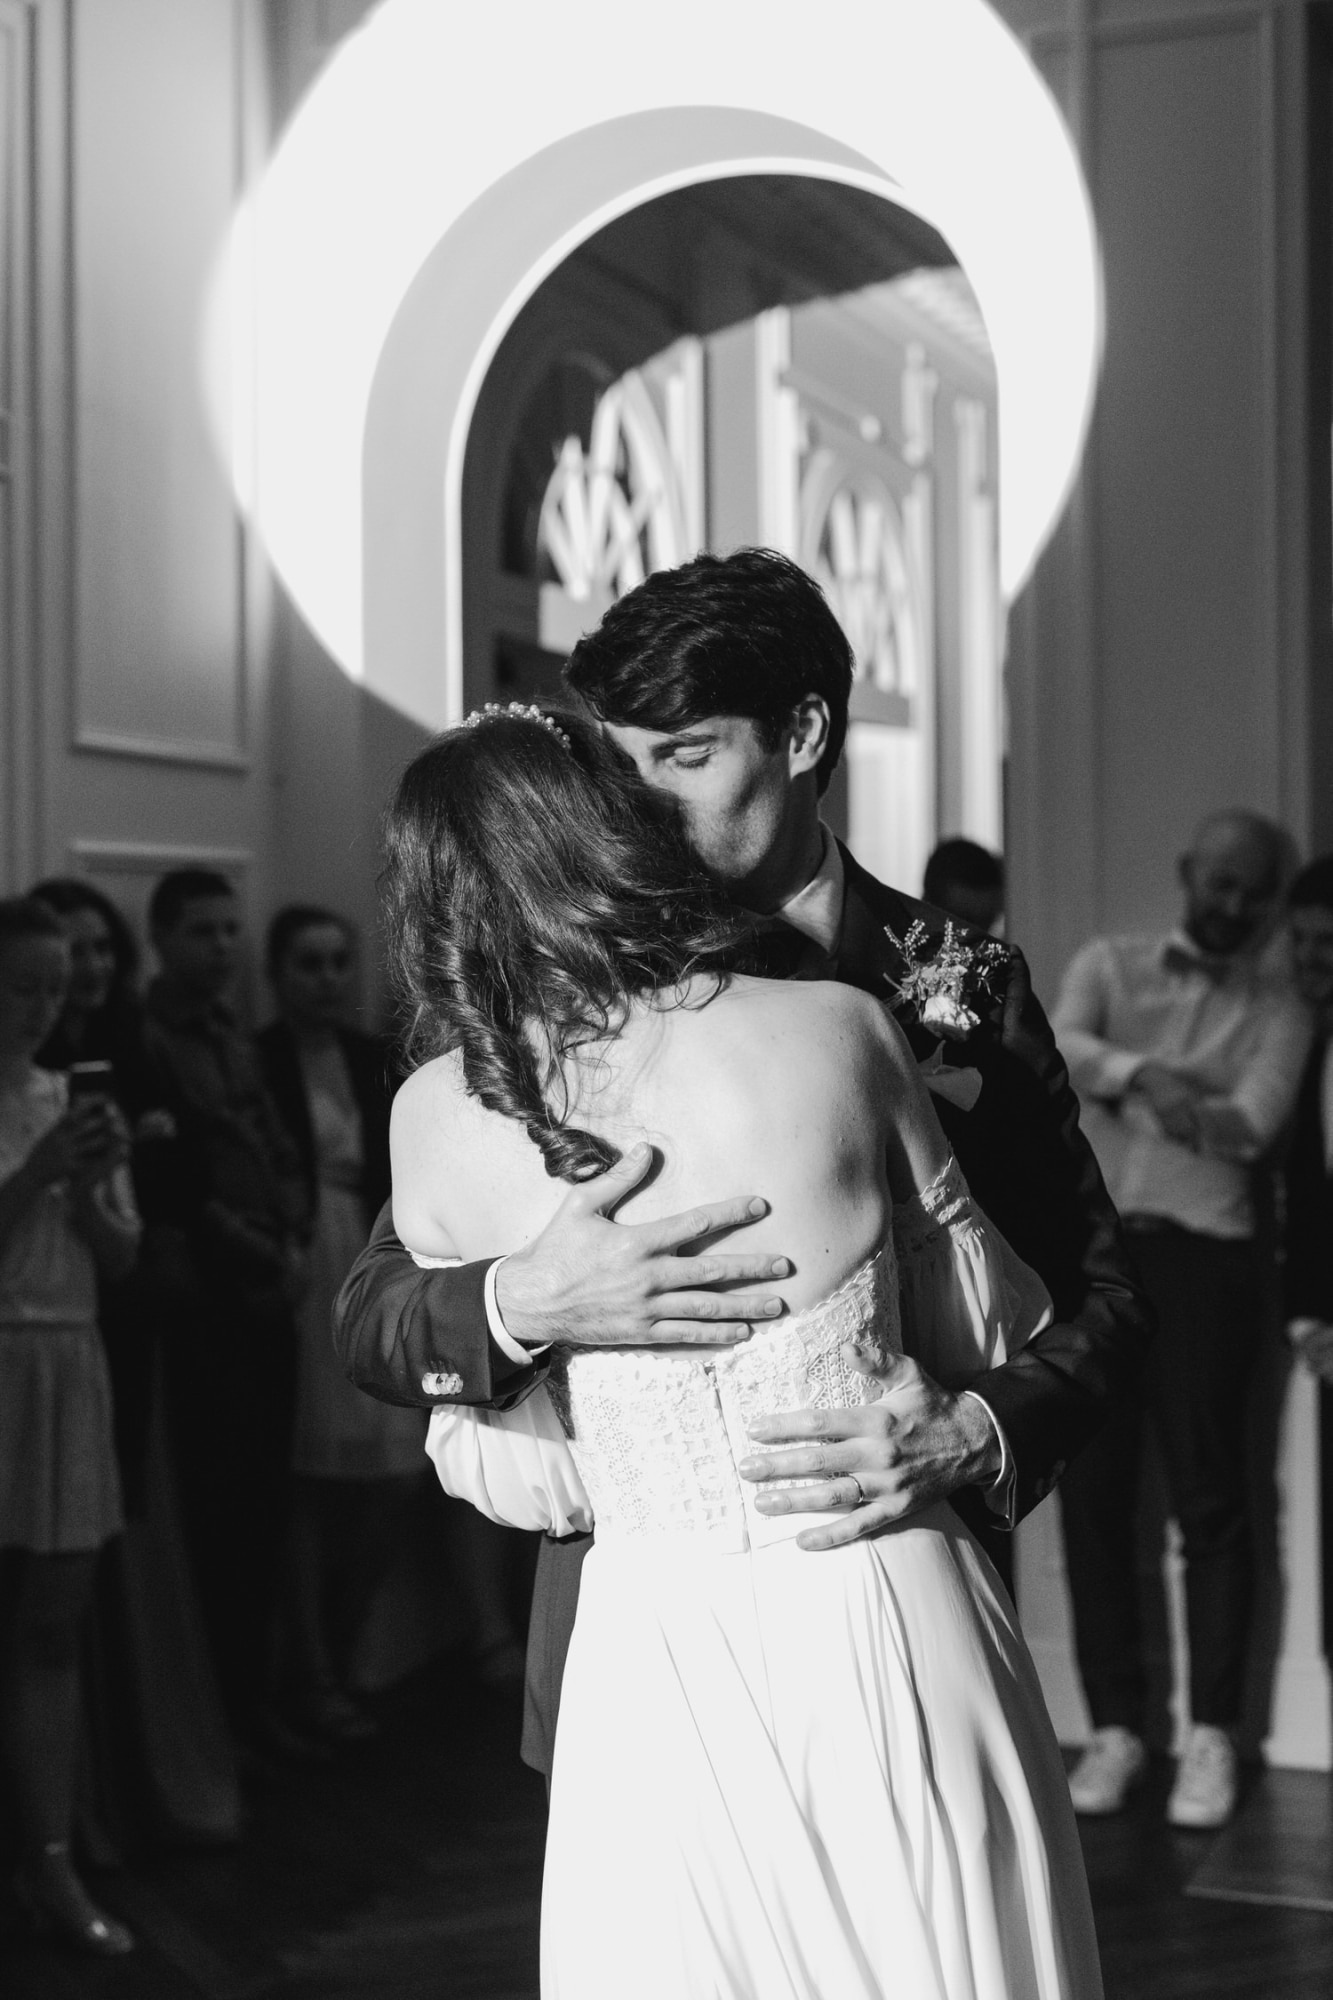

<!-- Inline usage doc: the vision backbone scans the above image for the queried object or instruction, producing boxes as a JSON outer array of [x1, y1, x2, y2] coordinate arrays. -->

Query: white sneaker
[[1067, 1726, 1148, 1815], [1167, 1724, 1238, 1830]]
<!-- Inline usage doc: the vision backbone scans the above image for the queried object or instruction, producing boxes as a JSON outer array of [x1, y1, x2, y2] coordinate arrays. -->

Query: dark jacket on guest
[[1284, 1034, 1333, 1325], [142, 981, 310, 1306], [255, 1023, 395, 1233]]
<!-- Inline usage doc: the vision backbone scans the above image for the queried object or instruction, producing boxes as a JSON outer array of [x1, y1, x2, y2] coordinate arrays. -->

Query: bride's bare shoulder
[[696, 975, 917, 1099], [719, 972, 908, 1045], [391, 1046, 469, 1139], [389, 1051, 506, 1239]]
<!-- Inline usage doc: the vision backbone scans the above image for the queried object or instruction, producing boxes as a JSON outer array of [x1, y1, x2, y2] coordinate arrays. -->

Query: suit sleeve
[[332, 1198, 549, 1411], [959, 948, 1154, 1520]]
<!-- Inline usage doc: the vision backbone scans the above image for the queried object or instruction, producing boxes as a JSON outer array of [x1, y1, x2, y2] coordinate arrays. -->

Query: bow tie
[[1162, 941, 1235, 984]]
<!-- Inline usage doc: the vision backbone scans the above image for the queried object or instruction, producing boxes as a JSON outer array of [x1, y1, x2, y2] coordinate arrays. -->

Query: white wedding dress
[[424, 1160, 1103, 2000]]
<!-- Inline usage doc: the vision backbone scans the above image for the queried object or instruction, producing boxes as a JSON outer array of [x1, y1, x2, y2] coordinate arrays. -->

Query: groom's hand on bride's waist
[[494, 1142, 792, 1350], [737, 1352, 1008, 1550]]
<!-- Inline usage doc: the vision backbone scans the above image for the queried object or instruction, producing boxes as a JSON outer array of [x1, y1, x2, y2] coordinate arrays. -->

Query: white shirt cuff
[[484, 1255, 550, 1367], [961, 1390, 1016, 1528]]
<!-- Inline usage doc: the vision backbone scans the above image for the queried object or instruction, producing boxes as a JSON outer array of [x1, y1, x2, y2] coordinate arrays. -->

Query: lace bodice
[[546, 1249, 901, 1551], [420, 1154, 1053, 1545]]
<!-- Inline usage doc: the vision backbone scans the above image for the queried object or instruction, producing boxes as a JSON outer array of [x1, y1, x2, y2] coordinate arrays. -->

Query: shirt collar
[[774, 825, 845, 956]]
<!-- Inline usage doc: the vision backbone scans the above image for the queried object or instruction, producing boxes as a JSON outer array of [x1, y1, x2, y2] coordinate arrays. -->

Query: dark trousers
[[164, 1292, 297, 1733], [1312, 1384, 1320, 1664], [1059, 1224, 1263, 1733]]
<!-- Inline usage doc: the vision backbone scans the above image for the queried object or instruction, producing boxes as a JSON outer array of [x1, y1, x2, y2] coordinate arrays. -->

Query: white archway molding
[[365, 111, 932, 728], [219, 0, 1100, 720]]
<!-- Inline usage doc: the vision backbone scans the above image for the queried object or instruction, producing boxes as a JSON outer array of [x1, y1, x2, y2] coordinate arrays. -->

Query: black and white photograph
[[2, 2, 1333, 1995]]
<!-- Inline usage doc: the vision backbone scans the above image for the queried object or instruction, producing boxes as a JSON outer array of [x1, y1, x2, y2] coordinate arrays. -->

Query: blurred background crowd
[[0, 869, 532, 1956], [4, 818, 1333, 1955]]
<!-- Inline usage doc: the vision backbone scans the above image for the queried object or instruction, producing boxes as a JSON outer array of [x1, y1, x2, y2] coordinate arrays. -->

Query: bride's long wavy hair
[[382, 707, 751, 1182]]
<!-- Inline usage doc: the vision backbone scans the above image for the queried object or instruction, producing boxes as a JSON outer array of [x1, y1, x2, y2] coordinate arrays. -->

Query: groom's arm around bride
[[334, 1153, 788, 1409], [332, 546, 1153, 1566]]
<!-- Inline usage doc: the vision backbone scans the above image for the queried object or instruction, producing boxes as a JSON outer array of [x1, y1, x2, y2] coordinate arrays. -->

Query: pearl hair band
[[461, 701, 573, 754]]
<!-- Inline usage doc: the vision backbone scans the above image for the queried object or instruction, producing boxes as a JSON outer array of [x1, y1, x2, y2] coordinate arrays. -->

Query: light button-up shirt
[[1052, 930, 1311, 1240]]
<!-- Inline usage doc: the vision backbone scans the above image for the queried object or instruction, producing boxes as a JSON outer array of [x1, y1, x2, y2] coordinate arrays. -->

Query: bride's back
[[393, 974, 931, 1319], [381, 706, 941, 1309]]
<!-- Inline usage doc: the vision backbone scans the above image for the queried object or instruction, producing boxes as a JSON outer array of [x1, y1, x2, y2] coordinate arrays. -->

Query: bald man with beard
[[1050, 811, 1311, 1829]]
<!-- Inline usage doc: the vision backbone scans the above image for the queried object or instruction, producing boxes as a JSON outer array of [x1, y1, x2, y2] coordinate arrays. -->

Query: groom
[[334, 548, 1151, 1774]]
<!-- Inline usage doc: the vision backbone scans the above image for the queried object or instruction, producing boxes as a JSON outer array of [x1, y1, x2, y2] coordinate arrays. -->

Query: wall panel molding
[[67, 0, 254, 774], [0, 0, 39, 890], [68, 836, 253, 875], [71, 728, 250, 771], [1032, 0, 1289, 51], [1020, 0, 1290, 954]]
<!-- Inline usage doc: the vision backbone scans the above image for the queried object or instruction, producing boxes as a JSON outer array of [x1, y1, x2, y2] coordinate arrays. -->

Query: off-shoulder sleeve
[[893, 1157, 1053, 1390], [410, 1250, 594, 1535]]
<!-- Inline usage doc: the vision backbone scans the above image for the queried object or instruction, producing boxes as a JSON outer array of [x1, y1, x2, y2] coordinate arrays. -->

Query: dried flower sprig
[[883, 920, 1007, 1040]]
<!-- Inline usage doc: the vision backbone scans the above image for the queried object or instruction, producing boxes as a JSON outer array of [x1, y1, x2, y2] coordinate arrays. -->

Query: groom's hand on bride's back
[[737, 1350, 1003, 1550], [495, 1142, 792, 1349]]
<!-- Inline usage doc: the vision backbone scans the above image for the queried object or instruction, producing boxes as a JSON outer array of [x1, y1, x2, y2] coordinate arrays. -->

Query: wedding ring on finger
[[844, 1476, 867, 1509]]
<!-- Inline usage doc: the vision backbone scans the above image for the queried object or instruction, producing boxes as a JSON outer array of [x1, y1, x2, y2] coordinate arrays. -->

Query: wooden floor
[[6, 1655, 1333, 1999]]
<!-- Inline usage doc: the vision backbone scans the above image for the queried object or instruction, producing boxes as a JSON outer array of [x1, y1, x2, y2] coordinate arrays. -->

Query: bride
[[385, 705, 1102, 2000]]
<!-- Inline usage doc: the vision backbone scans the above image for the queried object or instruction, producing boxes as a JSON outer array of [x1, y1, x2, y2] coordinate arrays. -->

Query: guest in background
[[1052, 811, 1309, 1830], [30, 879, 165, 1513], [257, 907, 427, 1742], [27, 880, 140, 1073], [0, 898, 139, 1954], [29, 877, 242, 1853], [142, 870, 309, 1750], [922, 836, 1005, 935], [1281, 857, 1333, 1656]]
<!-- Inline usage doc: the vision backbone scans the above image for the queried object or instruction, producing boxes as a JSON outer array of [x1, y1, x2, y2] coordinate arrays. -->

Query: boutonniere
[[883, 920, 1007, 1042]]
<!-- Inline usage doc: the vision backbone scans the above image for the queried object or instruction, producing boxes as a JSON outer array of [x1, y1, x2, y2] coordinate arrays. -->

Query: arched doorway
[[217, 0, 1099, 723], [456, 175, 1002, 892]]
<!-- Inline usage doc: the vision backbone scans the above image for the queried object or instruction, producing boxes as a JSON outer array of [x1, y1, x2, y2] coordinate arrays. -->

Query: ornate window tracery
[[801, 451, 924, 728]]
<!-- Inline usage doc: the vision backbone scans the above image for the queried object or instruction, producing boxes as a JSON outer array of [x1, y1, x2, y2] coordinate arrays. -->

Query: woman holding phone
[[0, 898, 140, 1954], [29, 876, 244, 1858]]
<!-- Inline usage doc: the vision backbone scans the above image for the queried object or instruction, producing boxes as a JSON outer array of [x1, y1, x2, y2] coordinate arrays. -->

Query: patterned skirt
[[0, 1321, 124, 1552]]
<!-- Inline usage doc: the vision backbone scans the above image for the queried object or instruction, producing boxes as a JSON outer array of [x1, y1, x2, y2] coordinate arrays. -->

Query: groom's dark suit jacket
[[333, 848, 1152, 1771]]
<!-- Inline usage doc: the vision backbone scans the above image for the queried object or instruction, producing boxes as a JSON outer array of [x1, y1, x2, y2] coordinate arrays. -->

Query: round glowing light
[[209, 0, 1099, 697]]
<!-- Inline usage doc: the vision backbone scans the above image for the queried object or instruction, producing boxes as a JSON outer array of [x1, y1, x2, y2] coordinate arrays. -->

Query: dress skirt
[[0, 1322, 124, 1553], [542, 1508, 1102, 2000]]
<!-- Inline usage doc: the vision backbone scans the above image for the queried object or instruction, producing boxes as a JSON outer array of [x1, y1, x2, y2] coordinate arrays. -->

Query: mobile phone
[[67, 1060, 115, 1104]]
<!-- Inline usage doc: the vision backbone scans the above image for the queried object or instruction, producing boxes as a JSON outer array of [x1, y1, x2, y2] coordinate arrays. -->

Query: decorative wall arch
[[363, 112, 914, 726], [217, 0, 1099, 728]]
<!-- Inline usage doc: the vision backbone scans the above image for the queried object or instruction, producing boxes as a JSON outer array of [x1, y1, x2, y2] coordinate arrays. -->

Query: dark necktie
[[744, 921, 831, 983]]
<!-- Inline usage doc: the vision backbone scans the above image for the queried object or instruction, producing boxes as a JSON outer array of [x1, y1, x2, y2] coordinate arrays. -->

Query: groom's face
[[602, 713, 806, 906]]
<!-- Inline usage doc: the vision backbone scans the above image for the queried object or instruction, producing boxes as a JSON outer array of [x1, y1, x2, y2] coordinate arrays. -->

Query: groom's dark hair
[[564, 548, 854, 795]]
